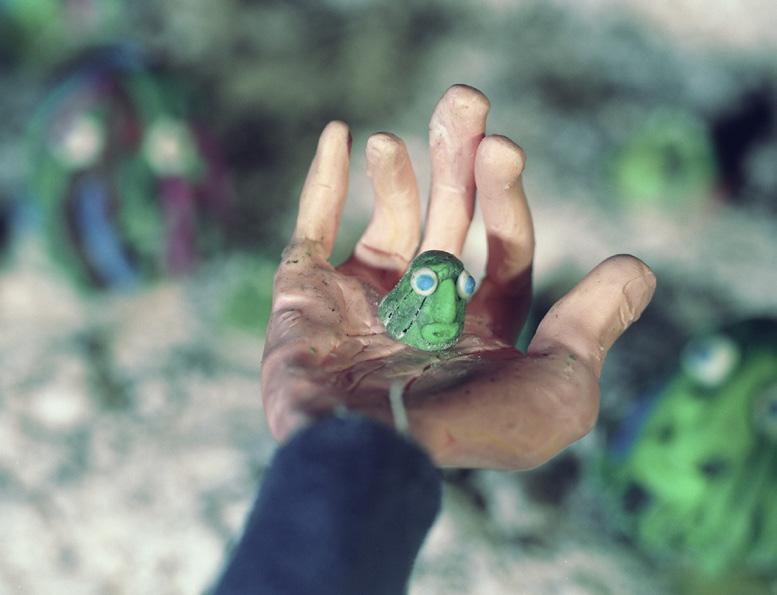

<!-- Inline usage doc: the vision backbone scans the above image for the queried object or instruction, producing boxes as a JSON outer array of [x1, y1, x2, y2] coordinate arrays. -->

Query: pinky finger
[[293, 121, 352, 259]]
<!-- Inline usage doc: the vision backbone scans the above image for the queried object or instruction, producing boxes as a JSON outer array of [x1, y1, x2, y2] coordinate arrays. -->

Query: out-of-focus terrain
[[2, 1, 777, 593]]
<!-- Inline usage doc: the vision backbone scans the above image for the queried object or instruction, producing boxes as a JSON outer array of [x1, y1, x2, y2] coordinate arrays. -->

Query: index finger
[[419, 85, 490, 256]]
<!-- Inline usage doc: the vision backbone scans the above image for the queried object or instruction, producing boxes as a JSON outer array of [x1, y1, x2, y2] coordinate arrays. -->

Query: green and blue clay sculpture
[[605, 318, 777, 577], [378, 250, 476, 352], [27, 46, 232, 290]]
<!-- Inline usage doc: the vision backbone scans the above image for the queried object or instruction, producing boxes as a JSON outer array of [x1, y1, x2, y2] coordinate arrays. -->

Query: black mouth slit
[[386, 288, 413, 319], [401, 297, 427, 335]]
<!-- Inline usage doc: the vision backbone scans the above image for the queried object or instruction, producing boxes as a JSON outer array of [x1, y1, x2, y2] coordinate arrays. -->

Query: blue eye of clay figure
[[457, 270, 476, 300], [410, 267, 438, 296]]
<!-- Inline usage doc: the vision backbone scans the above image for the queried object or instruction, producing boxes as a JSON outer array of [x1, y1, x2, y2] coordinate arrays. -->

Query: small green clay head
[[378, 250, 476, 351]]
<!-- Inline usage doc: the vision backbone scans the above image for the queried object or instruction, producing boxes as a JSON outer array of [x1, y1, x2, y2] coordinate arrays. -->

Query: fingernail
[[622, 273, 656, 317]]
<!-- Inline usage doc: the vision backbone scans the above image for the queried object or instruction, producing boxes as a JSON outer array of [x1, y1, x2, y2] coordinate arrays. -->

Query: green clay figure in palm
[[378, 250, 476, 352]]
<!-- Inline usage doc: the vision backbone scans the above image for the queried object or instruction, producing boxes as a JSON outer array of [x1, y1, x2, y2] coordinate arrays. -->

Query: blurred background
[[2, 0, 777, 593]]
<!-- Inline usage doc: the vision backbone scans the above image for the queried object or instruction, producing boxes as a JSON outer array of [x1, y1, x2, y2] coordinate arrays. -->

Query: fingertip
[[443, 83, 491, 113], [476, 134, 526, 180], [432, 84, 491, 127], [366, 132, 406, 164], [319, 120, 352, 153], [596, 254, 657, 315], [601, 253, 655, 279], [322, 119, 350, 138]]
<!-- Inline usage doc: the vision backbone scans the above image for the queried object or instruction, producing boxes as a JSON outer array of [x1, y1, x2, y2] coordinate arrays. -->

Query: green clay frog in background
[[606, 318, 777, 577], [378, 250, 476, 352]]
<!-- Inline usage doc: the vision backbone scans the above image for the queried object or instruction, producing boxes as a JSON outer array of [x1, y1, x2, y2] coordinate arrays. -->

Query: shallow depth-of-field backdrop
[[2, 1, 777, 593]]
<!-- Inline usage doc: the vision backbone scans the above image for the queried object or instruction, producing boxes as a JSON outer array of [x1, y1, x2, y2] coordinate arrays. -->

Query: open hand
[[261, 85, 656, 470]]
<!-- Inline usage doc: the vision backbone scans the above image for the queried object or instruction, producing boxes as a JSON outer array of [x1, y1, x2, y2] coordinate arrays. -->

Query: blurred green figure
[[612, 109, 717, 211], [27, 46, 232, 289], [607, 318, 777, 578]]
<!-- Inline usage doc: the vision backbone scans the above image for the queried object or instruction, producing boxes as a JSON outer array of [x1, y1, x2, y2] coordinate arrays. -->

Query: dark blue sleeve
[[212, 415, 442, 595]]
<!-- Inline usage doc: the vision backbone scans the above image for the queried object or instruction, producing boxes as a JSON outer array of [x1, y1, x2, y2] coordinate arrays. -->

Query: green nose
[[419, 279, 460, 346], [428, 278, 456, 323]]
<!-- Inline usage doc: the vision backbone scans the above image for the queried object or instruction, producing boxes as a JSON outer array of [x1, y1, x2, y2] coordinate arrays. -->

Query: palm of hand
[[262, 86, 656, 469]]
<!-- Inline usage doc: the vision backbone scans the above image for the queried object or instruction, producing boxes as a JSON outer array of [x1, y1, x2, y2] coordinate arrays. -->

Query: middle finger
[[419, 84, 490, 256]]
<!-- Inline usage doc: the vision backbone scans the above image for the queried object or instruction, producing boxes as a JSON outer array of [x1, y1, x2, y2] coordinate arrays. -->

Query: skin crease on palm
[[261, 84, 657, 470]]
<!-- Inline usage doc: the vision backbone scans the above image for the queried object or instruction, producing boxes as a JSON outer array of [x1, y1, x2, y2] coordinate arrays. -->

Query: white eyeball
[[456, 270, 476, 300], [51, 113, 105, 169], [410, 267, 438, 296], [143, 118, 196, 177], [681, 335, 740, 388]]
